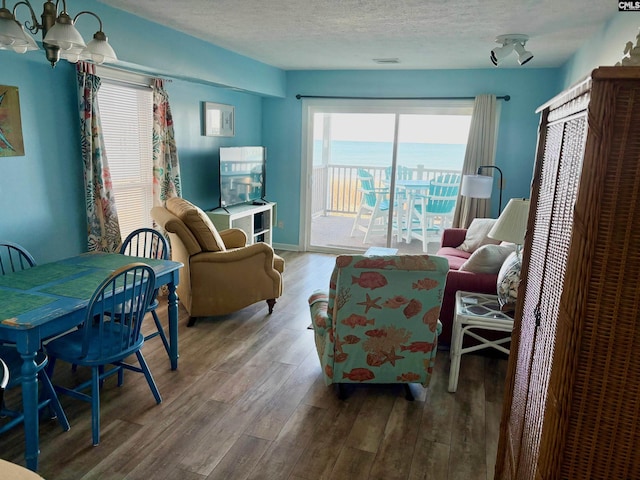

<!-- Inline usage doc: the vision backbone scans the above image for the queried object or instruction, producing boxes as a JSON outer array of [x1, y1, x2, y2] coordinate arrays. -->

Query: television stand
[[206, 202, 276, 246]]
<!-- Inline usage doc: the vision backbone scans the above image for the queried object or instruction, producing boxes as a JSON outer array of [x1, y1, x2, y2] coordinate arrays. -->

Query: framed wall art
[[203, 102, 235, 137], [0, 85, 25, 157]]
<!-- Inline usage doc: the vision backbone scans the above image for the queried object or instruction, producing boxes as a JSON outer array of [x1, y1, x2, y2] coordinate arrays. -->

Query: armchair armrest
[[192, 241, 275, 265], [308, 290, 330, 334], [441, 228, 467, 248], [219, 228, 247, 248]]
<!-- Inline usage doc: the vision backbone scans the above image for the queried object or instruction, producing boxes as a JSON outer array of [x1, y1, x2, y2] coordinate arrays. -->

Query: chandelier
[[0, 0, 117, 67]]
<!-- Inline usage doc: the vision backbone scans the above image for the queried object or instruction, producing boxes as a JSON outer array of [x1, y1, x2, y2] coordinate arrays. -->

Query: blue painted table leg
[[20, 351, 40, 471], [168, 282, 179, 370]]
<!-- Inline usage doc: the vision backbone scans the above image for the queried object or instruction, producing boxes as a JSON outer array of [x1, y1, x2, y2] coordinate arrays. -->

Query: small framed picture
[[203, 102, 234, 137]]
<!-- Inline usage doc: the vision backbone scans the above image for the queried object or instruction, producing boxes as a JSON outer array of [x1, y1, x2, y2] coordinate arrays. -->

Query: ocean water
[[313, 140, 465, 171]]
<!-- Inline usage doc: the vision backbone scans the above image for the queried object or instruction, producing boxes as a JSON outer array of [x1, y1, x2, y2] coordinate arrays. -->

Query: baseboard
[[272, 242, 301, 251]]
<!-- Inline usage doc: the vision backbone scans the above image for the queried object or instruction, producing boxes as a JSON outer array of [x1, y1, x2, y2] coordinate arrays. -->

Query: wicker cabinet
[[495, 66, 640, 479]]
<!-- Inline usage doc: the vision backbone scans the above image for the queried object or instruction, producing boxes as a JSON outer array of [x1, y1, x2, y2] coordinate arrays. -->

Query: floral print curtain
[[76, 62, 122, 252], [152, 79, 182, 205]]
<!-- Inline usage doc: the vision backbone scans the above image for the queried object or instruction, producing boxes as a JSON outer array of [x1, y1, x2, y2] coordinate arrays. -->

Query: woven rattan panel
[[521, 113, 586, 479], [501, 119, 563, 478], [537, 75, 640, 479]]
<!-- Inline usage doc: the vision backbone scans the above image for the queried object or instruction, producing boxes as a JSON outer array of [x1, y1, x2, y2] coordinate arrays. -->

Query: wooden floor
[[0, 252, 507, 480]]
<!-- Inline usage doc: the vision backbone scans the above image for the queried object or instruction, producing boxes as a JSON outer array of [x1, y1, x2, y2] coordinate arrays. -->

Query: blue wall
[[561, 12, 639, 88], [0, 58, 84, 262], [167, 81, 264, 211], [263, 69, 561, 247]]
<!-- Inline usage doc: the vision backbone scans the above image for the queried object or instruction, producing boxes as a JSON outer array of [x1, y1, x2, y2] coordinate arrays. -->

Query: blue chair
[[0, 345, 70, 436], [350, 168, 391, 243], [0, 242, 69, 436], [119, 228, 170, 356], [407, 173, 461, 252], [0, 241, 36, 274], [45, 263, 162, 446]]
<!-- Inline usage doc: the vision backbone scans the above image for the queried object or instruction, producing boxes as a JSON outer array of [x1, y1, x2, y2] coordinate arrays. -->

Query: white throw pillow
[[458, 218, 501, 253], [459, 243, 516, 274]]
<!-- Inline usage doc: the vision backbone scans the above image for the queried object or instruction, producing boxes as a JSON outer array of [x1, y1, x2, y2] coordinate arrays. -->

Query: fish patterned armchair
[[308, 254, 448, 399]]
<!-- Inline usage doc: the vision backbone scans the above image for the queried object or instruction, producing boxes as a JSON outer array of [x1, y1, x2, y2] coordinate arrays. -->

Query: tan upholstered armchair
[[151, 197, 284, 326]]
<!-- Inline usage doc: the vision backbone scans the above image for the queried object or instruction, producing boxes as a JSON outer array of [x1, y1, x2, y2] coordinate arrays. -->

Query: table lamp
[[488, 198, 530, 310]]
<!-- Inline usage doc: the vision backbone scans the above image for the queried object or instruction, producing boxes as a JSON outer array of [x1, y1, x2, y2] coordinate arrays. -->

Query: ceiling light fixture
[[490, 34, 533, 67], [0, 0, 117, 67]]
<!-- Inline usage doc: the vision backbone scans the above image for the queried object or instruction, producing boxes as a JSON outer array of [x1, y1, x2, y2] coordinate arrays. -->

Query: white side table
[[448, 291, 514, 393]]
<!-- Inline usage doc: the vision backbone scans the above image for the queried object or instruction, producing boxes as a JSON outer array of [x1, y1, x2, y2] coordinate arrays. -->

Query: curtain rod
[[295, 94, 510, 101]]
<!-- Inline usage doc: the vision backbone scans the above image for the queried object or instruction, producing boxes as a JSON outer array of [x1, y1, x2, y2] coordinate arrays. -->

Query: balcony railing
[[312, 164, 462, 216]]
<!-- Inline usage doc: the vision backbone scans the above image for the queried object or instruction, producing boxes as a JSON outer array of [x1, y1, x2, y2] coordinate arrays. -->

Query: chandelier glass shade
[[0, 0, 117, 67]]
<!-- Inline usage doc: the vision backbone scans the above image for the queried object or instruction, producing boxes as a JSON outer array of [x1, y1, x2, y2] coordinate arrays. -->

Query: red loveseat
[[435, 228, 499, 348]]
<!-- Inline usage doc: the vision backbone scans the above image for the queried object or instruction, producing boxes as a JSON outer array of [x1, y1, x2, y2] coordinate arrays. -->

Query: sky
[[314, 113, 472, 144]]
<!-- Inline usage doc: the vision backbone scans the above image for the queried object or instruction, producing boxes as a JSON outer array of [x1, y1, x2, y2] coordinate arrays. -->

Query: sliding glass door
[[302, 99, 472, 254]]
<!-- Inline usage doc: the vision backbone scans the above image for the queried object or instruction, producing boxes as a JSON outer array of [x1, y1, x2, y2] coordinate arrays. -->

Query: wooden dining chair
[[0, 242, 69, 435], [119, 228, 170, 356], [0, 345, 70, 436], [45, 263, 162, 446], [0, 241, 36, 275]]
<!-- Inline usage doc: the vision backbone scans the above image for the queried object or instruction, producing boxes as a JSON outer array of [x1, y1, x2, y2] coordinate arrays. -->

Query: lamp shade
[[43, 14, 86, 51], [12, 25, 39, 53], [488, 198, 530, 244], [460, 174, 493, 198], [82, 32, 117, 64], [0, 15, 29, 49]]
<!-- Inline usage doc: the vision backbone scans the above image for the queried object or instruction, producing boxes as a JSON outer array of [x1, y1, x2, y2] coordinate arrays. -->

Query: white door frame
[[300, 98, 475, 253]]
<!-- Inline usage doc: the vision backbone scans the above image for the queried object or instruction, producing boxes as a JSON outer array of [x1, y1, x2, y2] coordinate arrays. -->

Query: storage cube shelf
[[206, 202, 275, 246]]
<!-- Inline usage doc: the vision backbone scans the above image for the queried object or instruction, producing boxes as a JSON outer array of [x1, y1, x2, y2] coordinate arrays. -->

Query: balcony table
[[391, 179, 431, 242], [0, 252, 182, 472]]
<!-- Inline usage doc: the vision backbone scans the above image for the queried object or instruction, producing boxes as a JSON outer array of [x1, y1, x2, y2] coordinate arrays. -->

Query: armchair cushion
[[166, 197, 226, 252]]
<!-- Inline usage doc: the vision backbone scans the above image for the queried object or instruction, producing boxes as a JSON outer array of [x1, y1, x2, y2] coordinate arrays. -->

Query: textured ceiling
[[98, 0, 617, 70]]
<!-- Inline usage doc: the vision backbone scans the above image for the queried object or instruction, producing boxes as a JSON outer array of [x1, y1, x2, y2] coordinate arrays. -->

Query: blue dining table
[[0, 252, 182, 471]]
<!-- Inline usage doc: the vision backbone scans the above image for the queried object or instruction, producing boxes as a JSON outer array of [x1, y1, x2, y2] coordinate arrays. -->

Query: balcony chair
[[406, 173, 461, 252], [308, 253, 448, 400], [350, 168, 391, 243], [151, 197, 284, 326], [45, 263, 161, 446], [119, 228, 171, 356]]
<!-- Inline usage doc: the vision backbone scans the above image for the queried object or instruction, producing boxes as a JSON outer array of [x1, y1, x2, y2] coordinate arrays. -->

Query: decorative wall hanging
[[0, 86, 25, 157], [203, 102, 234, 137], [615, 30, 640, 66]]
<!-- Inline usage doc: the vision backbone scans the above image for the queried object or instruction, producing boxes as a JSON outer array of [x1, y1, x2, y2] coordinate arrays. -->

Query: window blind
[[97, 81, 154, 241]]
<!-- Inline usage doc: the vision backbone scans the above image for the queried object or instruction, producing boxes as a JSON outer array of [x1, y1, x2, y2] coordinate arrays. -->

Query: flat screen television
[[219, 146, 266, 208]]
